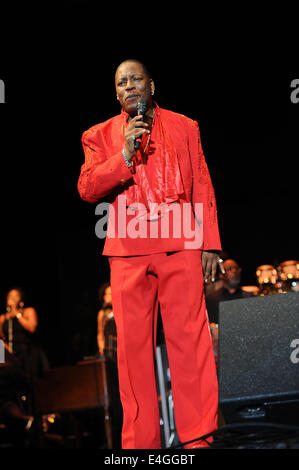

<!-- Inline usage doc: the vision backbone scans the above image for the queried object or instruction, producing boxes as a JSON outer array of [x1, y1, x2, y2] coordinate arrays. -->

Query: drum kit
[[255, 260, 299, 296]]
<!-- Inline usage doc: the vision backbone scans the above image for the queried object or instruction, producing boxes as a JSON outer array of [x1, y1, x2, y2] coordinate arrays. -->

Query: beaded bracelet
[[122, 149, 133, 168]]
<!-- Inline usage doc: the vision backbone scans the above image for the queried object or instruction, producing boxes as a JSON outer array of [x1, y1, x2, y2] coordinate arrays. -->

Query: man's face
[[115, 61, 154, 116], [221, 259, 241, 288]]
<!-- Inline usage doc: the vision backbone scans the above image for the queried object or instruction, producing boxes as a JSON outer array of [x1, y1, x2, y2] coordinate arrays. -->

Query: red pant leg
[[109, 255, 161, 449], [155, 250, 218, 447]]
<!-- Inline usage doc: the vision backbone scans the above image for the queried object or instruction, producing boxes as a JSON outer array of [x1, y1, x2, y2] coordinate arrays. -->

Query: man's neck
[[223, 281, 240, 294], [128, 106, 155, 122]]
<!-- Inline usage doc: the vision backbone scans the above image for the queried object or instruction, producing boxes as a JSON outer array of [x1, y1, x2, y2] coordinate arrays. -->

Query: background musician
[[97, 283, 114, 356], [205, 258, 255, 325]]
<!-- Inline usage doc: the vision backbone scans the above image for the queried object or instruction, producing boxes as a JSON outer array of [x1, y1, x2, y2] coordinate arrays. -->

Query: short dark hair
[[115, 59, 151, 79]]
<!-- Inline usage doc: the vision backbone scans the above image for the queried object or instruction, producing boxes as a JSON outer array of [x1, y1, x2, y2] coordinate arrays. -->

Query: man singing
[[78, 59, 223, 449]]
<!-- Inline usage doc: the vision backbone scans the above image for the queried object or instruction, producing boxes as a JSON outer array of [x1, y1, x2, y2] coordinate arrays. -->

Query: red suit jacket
[[78, 105, 222, 256]]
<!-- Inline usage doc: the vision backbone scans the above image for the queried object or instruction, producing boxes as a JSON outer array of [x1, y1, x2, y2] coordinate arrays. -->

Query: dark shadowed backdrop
[[0, 3, 298, 366]]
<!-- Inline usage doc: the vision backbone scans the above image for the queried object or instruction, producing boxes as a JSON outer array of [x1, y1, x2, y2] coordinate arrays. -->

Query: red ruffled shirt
[[78, 104, 222, 256]]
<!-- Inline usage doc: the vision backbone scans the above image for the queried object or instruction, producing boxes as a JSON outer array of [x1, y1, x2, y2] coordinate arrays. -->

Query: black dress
[[2, 316, 48, 380]]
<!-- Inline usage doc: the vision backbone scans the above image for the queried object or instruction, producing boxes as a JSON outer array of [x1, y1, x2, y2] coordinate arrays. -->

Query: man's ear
[[150, 79, 155, 96]]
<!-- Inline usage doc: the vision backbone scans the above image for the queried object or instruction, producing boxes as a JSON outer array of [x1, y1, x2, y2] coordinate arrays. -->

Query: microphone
[[134, 97, 148, 150]]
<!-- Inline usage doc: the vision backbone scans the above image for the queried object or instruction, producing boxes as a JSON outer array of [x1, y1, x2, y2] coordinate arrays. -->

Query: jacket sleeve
[[77, 126, 134, 203], [188, 120, 222, 251]]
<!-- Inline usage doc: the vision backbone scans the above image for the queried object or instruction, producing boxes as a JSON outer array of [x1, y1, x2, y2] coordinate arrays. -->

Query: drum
[[277, 260, 299, 292], [241, 285, 260, 296], [256, 265, 278, 295]]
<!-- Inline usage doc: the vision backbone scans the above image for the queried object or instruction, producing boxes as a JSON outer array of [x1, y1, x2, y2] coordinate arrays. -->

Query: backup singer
[[78, 60, 223, 449], [0, 288, 48, 380]]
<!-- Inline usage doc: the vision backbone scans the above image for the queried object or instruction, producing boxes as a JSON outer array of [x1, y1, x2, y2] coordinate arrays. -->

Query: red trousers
[[109, 250, 218, 449]]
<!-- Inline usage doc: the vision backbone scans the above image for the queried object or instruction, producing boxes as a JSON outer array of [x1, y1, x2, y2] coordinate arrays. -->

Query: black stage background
[[0, 3, 298, 368]]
